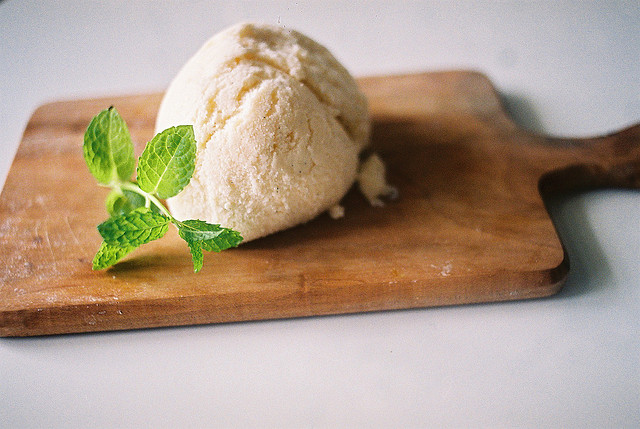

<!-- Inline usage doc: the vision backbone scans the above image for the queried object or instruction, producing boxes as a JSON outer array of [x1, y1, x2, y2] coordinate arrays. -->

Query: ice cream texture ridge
[[155, 22, 394, 242]]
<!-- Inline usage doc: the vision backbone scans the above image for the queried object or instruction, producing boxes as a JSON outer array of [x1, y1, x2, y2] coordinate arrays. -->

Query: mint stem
[[119, 181, 173, 219]]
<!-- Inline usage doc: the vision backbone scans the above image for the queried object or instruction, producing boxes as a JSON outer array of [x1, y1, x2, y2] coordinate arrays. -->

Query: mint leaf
[[185, 241, 205, 273], [92, 241, 137, 270], [177, 219, 243, 250], [83, 107, 135, 185], [97, 207, 170, 247], [105, 189, 146, 217], [136, 125, 196, 199], [177, 219, 243, 272]]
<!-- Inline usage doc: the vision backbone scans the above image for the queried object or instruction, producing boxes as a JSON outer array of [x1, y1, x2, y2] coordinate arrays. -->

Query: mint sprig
[[83, 107, 242, 272]]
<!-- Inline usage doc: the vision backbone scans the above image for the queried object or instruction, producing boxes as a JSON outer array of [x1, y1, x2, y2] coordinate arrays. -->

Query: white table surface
[[1, 1, 638, 428]]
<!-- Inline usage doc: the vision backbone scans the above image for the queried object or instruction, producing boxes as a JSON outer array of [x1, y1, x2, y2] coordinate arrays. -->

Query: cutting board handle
[[536, 123, 640, 196]]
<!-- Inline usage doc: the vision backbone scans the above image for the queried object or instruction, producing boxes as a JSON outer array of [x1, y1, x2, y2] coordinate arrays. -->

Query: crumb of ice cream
[[357, 153, 398, 207]]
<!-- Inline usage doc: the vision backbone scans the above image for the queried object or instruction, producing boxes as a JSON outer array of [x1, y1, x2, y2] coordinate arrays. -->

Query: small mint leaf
[[186, 241, 204, 273], [176, 219, 242, 272], [83, 107, 135, 185], [177, 219, 243, 251], [136, 125, 196, 199], [97, 207, 170, 247], [105, 189, 146, 217], [92, 241, 137, 270]]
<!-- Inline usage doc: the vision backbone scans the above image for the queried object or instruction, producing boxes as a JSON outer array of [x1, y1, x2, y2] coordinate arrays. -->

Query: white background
[[1, 1, 639, 428]]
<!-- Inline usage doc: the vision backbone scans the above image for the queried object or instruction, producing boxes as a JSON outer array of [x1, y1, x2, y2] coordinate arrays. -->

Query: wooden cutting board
[[1, 71, 638, 336]]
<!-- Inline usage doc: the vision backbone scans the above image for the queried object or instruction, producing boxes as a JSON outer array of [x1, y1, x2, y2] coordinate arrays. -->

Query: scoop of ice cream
[[155, 22, 371, 242]]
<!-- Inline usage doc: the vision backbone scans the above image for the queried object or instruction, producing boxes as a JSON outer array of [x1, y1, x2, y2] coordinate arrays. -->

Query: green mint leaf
[[136, 125, 196, 199], [83, 107, 136, 185], [177, 219, 243, 250], [105, 189, 146, 217], [176, 219, 243, 272], [185, 241, 204, 273], [97, 207, 170, 247], [92, 241, 137, 270]]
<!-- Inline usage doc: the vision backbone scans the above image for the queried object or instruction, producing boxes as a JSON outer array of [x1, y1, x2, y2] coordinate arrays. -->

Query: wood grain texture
[[1, 71, 638, 336]]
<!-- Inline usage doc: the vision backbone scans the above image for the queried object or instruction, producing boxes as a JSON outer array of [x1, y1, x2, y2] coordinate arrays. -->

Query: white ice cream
[[155, 22, 374, 242]]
